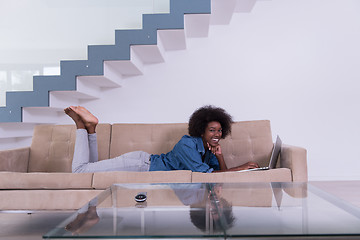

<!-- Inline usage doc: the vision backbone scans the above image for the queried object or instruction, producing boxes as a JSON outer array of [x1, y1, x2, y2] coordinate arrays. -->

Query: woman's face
[[202, 121, 222, 147]]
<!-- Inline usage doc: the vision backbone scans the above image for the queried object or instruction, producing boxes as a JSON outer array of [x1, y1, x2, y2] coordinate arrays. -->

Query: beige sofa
[[0, 120, 307, 210]]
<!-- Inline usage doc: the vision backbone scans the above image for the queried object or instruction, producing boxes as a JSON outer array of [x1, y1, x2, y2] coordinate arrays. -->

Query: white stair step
[[158, 29, 187, 51], [131, 33, 167, 64], [49, 91, 85, 109], [76, 77, 103, 98], [49, 90, 98, 102], [133, 32, 168, 64], [47, 78, 102, 110], [0, 122, 36, 139], [131, 42, 165, 64], [102, 63, 125, 86], [46, 75, 105, 109], [210, 0, 237, 25], [76, 60, 125, 89], [234, 0, 257, 12], [22, 107, 69, 124], [104, 48, 144, 77], [185, 14, 211, 38], [105, 60, 142, 77], [76, 75, 121, 89]]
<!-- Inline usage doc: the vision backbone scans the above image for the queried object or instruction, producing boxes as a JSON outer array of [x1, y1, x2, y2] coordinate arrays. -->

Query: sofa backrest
[[221, 120, 274, 168], [28, 120, 273, 173], [110, 123, 188, 158], [28, 124, 111, 173], [110, 120, 274, 169]]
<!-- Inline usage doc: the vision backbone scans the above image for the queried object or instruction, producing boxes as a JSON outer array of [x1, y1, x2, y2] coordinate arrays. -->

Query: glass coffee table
[[43, 182, 360, 239]]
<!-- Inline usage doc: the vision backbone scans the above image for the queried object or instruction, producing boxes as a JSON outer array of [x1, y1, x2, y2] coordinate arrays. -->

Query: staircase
[[0, 0, 265, 149]]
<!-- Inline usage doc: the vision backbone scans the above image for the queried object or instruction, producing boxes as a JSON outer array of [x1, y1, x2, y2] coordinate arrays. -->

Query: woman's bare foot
[[64, 107, 85, 130], [65, 212, 86, 232], [65, 207, 99, 235], [69, 106, 98, 134], [73, 206, 100, 234]]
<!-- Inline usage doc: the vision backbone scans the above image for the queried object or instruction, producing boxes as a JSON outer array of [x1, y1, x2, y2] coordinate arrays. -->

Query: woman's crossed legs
[[64, 106, 151, 173]]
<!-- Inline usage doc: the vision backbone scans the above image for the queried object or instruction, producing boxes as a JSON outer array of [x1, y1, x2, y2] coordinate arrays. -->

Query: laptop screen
[[268, 135, 282, 169]]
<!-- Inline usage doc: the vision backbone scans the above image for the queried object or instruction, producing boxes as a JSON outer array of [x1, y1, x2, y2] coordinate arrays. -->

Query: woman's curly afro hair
[[188, 105, 233, 139]]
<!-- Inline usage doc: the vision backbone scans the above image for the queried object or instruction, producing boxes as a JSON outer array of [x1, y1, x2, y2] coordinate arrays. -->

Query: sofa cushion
[[0, 172, 93, 189], [28, 124, 111, 172], [0, 190, 102, 210], [191, 168, 292, 183], [110, 123, 188, 158], [0, 147, 29, 172], [92, 170, 192, 189]]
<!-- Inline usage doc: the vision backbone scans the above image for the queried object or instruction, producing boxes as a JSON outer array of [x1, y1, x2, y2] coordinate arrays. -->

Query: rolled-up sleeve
[[206, 168, 214, 173], [173, 139, 212, 173]]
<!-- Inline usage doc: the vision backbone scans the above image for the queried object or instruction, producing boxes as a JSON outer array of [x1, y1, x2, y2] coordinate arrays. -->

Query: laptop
[[236, 135, 282, 173]]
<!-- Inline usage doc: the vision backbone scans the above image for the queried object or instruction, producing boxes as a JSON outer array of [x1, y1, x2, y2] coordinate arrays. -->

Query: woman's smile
[[202, 121, 222, 148]]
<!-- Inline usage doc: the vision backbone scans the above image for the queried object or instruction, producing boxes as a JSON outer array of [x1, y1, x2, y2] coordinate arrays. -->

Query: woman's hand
[[231, 161, 259, 171], [207, 142, 222, 156], [212, 161, 260, 173], [208, 142, 227, 171]]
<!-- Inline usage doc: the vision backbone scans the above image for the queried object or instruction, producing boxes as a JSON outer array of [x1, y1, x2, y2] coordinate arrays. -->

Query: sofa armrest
[[280, 144, 307, 182], [0, 147, 30, 172]]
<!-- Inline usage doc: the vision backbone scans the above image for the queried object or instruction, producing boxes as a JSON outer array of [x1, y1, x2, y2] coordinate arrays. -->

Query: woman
[[65, 105, 259, 173], [172, 183, 235, 232]]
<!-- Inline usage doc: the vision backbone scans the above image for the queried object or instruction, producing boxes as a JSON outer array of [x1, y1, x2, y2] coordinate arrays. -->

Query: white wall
[[82, 0, 360, 181], [2, 0, 360, 181]]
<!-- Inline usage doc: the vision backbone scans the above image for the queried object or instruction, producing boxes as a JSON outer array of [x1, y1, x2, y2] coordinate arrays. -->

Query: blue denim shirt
[[149, 135, 220, 173]]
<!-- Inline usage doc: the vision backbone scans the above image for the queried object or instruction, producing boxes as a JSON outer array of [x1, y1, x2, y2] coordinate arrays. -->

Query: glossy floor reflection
[[0, 211, 73, 240], [310, 181, 360, 208]]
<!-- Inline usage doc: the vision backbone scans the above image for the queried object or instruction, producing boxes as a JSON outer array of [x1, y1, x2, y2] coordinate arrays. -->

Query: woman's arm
[[207, 143, 227, 171]]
